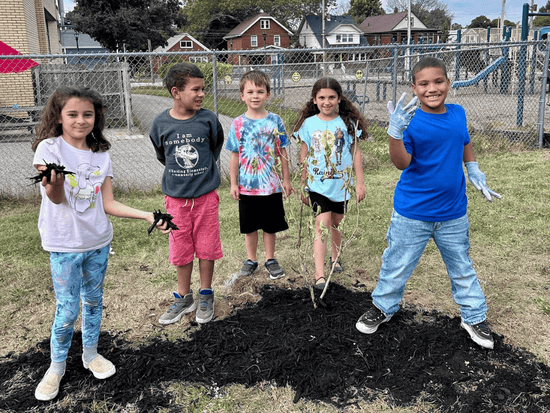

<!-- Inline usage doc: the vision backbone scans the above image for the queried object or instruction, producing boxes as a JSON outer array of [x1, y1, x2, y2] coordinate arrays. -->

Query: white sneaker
[[35, 368, 64, 401], [82, 354, 116, 379]]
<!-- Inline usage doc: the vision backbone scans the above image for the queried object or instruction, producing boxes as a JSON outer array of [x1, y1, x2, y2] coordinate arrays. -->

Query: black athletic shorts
[[239, 192, 289, 234], [309, 191, 347, 215]]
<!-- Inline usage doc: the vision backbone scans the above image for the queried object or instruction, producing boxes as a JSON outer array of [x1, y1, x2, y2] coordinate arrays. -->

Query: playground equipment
[[451, 56, 507, 89], [448, 4, 550, 134]]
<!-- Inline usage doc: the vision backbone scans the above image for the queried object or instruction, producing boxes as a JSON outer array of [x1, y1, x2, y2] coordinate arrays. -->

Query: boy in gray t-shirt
[[150, 63, 225, 326]]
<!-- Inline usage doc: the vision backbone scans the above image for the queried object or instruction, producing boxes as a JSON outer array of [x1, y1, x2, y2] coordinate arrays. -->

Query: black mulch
[[1, 284, 550, 412]]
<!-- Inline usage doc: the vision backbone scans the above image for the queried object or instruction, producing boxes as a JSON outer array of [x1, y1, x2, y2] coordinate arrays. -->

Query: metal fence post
[[538, 37, 550, 148], [391, 44, 398, 105], [212, 52, 218, 116]]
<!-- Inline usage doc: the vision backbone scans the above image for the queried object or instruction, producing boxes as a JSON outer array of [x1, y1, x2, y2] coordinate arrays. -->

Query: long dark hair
[[32, 86, 110, 153], [293, 77, 368, 140]]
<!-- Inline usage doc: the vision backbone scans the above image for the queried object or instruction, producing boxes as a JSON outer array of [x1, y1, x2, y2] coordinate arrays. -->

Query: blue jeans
[[49, 245, 110, 362], [372, 210, 487, 325]]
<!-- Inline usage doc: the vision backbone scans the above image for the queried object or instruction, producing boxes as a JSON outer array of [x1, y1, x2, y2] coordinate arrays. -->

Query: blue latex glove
[[387, 92, 419, 140], [465, 161, 502, 202]]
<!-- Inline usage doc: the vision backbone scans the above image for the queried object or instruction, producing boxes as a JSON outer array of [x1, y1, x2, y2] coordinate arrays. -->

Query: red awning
[[0, 41, 39, 73]]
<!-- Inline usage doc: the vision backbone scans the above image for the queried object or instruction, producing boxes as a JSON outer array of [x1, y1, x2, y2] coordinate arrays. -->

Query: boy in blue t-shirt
[[226, 70, 293, 280], [356, 57, 501, 349]]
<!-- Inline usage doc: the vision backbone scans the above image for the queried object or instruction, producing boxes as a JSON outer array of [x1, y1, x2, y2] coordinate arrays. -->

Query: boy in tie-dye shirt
[[226, 71, 293, 280]]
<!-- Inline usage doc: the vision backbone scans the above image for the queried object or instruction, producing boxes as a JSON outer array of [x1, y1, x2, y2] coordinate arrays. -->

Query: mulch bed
[[1, 283, 550, 412]]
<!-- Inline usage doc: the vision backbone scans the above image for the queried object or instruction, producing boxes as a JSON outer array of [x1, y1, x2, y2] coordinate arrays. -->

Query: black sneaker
[[265, 258, 285, 280], [461, 320, 494, 349], [356, 306, 392, 334], [238, 259, 259, 277]]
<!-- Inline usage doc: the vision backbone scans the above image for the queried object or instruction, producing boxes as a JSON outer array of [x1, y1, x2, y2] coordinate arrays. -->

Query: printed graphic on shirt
[[309, 127, 344, 182], [66, 163, 102, 213], [175, 144, 199, 169]]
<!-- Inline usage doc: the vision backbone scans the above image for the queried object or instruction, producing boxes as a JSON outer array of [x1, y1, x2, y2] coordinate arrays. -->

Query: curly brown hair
[[32, 86, 110, 153], [293, 77, 368, 140]]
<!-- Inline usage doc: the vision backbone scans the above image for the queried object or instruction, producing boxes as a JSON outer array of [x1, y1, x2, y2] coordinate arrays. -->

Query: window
[[336, 34, 353, 43], [274, 35, 280, 47], [260, 20, 270, 30], [410, 17, 414, 27], [251, 35, 258, 47], [180, 40, 193, 48]]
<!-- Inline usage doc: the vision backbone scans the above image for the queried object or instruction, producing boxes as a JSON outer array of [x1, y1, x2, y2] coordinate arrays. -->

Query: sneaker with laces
[[82, 354, 116, 379], [356, 306, 392, 334], [265, 258, 286, 280], [158, 291, 197, 325], [238, 259, 259, 277], [461, 320, 494, 349], [35, 368, 64, 401], [196, 289, 214, 324]]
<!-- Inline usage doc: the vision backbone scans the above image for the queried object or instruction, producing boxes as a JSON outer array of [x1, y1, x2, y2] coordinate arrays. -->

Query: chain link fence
[[2, 40, 550, 197]]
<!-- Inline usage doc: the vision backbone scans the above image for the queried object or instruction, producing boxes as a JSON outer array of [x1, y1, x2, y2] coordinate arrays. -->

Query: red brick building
[[223, 13, 293, 65]]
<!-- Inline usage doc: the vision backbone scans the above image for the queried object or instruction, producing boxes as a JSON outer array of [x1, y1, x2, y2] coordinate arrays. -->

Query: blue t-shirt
[[225, 112, 289, 195], [394, 104, 470, 221], [297, 115, 356, 202]]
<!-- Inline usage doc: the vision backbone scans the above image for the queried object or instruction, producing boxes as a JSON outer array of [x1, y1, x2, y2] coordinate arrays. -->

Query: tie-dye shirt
[[226, 112, 290, 195]]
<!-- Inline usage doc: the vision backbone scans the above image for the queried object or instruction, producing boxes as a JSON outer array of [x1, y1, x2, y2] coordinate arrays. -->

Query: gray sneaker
[[265, 258, 285, 280], [238, 259, 259, 277], [196, 289, 214, 324], [158, 291, 197, 325]]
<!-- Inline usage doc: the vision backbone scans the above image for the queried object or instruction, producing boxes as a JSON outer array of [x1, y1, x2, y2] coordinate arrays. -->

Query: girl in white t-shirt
[[31, 86, 170, 401]]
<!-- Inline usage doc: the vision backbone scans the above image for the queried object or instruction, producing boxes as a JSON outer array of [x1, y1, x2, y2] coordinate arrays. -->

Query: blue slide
[[452, 56, 507, 89]]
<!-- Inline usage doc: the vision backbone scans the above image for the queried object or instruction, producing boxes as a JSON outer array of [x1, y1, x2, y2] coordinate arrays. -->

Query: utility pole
[[500, 0, 506, 38], [322, 0, 326, 75]]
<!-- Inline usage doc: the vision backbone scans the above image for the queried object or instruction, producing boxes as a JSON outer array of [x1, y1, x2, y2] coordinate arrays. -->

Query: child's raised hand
[[387, 92, 419, 140], [41, 168, 64, 189], [465, 161, 502, 202], [146, 211, 178, 235]]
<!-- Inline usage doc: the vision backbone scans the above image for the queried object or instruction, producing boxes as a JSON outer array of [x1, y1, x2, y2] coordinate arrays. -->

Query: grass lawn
[[1, 145, 550, 412]]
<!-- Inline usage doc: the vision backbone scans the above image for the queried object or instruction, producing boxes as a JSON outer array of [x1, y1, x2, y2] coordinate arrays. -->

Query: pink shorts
[[165, 190, 223, 266]]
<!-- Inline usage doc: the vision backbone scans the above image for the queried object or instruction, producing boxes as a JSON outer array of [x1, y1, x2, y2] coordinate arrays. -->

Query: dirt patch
[[1, 282, 550, 412]]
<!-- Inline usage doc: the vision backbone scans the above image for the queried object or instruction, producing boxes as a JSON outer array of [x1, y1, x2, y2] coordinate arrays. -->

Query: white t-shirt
[[33, 137, 114, 252]]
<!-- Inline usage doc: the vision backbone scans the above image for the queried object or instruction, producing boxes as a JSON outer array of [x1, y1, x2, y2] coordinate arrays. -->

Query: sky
[[63, 0, 531, 28], [379, 0, 530, 27]]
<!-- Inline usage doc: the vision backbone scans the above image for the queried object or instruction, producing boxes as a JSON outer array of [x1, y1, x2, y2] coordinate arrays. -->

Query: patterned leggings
[[49, 244, 110, 362]]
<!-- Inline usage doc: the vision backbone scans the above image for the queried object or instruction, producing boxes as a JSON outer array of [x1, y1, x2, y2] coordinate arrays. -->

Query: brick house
[[359, 11, 440, 46], [153, 33, 210, 72], [223, 13, 293, 65], [0, 0, 62, 108]]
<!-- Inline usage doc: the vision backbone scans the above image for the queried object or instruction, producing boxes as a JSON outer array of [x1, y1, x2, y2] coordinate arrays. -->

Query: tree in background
[[66, 0, 184, 51], [534, 1, 550, 27], [468, 15, 492, 29], [386, 0, 453, 30], [489, 18, 516, 28], [349, 0, 384, 23], [182, 0, 336, 48], [440, 20, 449, 42]]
